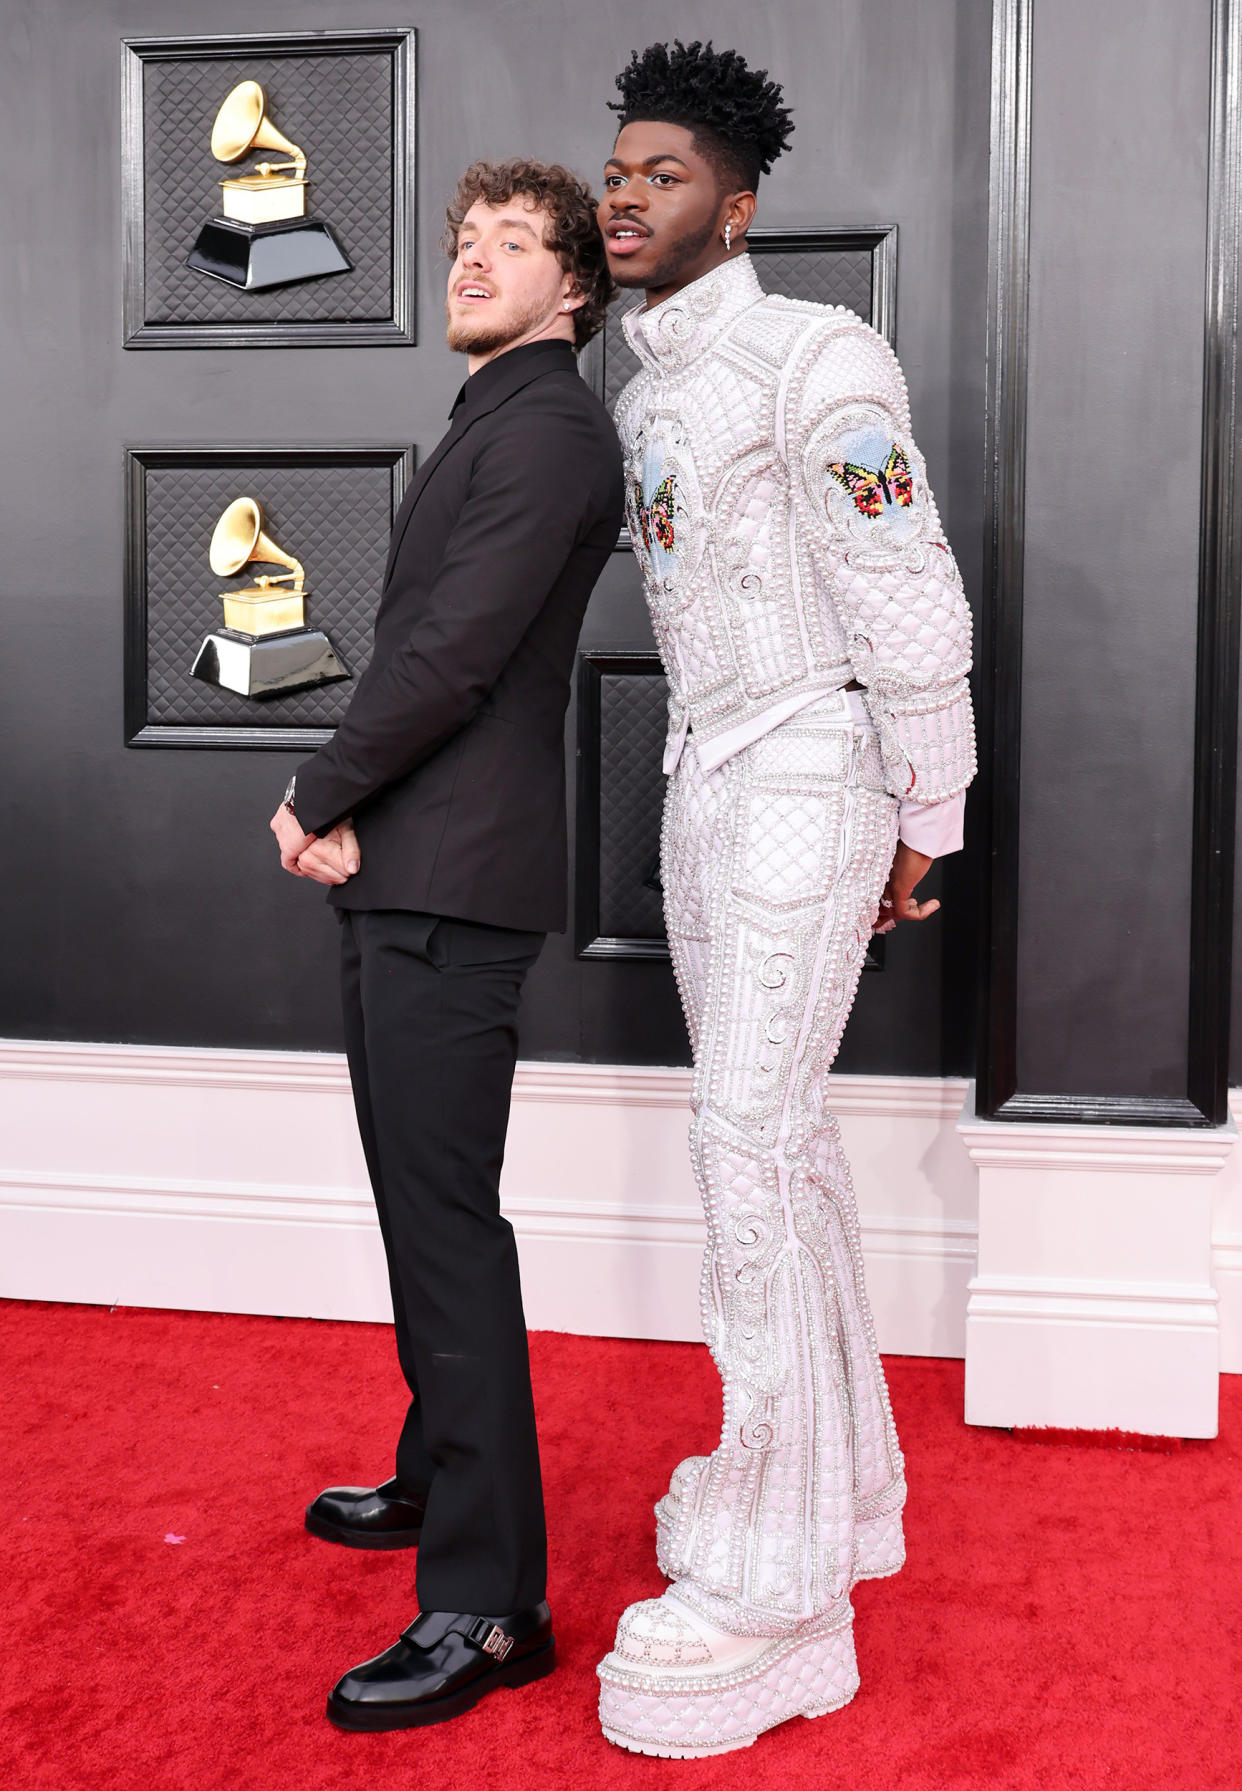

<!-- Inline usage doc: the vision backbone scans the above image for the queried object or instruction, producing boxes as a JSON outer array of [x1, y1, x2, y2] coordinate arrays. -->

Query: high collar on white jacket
[[621, 254, 765, 376]]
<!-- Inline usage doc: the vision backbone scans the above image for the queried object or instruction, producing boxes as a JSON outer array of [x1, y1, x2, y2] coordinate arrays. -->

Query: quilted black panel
[[141, 50, 394, 326], [601, 245, 875, 412], [597, 670, 669, 940], [762, 246, 873, 314], [141, 460, 394, 729]]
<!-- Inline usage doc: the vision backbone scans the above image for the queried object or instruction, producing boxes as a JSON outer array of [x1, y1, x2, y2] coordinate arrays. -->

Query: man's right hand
[[874, 841, 939, 933], [297, 821, 361, 887]]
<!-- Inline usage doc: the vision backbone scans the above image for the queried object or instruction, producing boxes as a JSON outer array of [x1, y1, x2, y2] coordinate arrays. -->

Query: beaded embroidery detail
[[630, 471, 677, 558], [826, 433, 915, 519], [615, 254, 976, 801]]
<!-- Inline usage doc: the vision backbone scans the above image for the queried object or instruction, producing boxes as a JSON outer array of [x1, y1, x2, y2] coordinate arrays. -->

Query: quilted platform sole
[[597, 1610, 858, 1758]]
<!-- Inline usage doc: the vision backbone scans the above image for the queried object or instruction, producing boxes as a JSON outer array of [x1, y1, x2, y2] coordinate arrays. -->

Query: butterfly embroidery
[[633, 473, 677, 555], [827, 443, 914, 519]]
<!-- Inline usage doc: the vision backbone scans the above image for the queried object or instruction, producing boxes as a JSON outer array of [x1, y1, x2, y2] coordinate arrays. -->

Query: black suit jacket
[[294, 339, 624, 932]]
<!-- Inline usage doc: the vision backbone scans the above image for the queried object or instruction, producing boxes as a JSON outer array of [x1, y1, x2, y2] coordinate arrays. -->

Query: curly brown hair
[[442, 159, 614, 350]]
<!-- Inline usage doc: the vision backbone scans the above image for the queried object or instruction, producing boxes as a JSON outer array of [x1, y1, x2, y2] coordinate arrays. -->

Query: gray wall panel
[[1015, 0, 1211, 1097], [0, 0, 991, 1068]]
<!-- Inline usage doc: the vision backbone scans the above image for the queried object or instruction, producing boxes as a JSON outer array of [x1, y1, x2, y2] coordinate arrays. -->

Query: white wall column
[[959, 1092, 1232, 1437]]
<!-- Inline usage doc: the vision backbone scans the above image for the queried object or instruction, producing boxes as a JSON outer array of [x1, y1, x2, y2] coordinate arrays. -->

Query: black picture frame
[[1186, 0, 1242, 1125], [121, 29, 417, 349], [972, 0, 1032, 1118], [575, 651, 886, 970], [575, 652, 671, 961], [124, 443, 415, 749]]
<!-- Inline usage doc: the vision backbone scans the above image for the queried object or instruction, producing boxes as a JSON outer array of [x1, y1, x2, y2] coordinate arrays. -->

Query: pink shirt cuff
[[897, 791, 966, 858]]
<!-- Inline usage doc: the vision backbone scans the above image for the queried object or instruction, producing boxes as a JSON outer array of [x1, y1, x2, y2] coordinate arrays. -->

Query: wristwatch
[[281, 774, 298, 822]]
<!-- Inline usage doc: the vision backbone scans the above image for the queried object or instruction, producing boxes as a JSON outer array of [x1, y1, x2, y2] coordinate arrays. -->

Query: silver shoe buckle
[[481, 1625, 514, 1662]]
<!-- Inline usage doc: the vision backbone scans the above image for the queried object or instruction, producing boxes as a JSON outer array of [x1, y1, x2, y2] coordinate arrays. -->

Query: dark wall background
[[0, 0, 991, 1070], [1015, 0, 1211, 1100]]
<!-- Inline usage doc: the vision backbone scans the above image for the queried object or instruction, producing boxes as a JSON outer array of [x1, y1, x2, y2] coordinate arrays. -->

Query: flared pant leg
[[656, 699, 906, 1628]]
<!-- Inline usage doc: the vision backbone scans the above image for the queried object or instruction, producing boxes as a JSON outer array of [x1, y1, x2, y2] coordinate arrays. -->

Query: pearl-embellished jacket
[[615, 255, 976, 811]]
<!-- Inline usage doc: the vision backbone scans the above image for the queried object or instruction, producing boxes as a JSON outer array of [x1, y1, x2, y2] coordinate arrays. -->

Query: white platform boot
[[597, 1584, 860, 1759]]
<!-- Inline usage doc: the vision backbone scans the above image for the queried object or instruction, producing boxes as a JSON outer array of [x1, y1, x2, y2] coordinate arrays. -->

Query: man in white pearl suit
[[593, 41, 975, 1758]]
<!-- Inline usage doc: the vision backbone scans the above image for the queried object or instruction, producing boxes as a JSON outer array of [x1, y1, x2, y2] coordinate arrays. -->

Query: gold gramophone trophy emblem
[[186, 81, 350, 290], [191, 498, 349, 698]]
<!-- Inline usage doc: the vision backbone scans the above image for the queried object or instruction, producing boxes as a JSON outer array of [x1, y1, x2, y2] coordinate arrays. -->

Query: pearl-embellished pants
[[657, 690, 907, 1626]]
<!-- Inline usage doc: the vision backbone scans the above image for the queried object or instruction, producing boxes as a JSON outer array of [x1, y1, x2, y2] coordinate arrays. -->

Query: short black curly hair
[[609, 40, 794, 192]]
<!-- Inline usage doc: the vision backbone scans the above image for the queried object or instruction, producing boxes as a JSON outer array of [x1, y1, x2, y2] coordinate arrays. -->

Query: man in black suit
[[269, 160, 623, 1732]]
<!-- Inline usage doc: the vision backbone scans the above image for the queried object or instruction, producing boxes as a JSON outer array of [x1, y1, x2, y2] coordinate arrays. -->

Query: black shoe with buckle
[[304, 1477, 426, 1550], [325, 1604, 556, 1732]]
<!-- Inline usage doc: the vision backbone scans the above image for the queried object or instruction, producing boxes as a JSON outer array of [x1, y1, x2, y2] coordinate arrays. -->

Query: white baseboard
[[1216, 1232, 1242, 1374], [8, 1040, 1242, 1427], [0, 1041, 975, 1355], [1214, 1093, 1242, 1374], [964, 1272, 1221, 1437], [960, 1099, 1234, 1437]]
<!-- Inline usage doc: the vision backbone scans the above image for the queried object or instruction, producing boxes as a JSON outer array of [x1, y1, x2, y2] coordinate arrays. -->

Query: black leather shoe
[[304, 1478, 426, 1550], [326, 1604, 556, 1731]]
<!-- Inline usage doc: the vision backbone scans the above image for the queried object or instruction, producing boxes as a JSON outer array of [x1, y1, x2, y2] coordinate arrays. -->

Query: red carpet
[[1, 1300, 1238, 1790]]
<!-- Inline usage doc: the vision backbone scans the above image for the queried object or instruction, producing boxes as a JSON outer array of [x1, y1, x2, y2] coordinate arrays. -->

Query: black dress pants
[[338, 907, 547, 1614]]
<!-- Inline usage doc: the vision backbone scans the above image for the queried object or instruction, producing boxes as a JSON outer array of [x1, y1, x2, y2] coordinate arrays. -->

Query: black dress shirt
[[293, 339, 624, 932]]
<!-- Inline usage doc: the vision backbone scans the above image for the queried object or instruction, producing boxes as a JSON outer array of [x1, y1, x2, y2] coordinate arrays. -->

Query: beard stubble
[[445, 290, 551, 356]]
